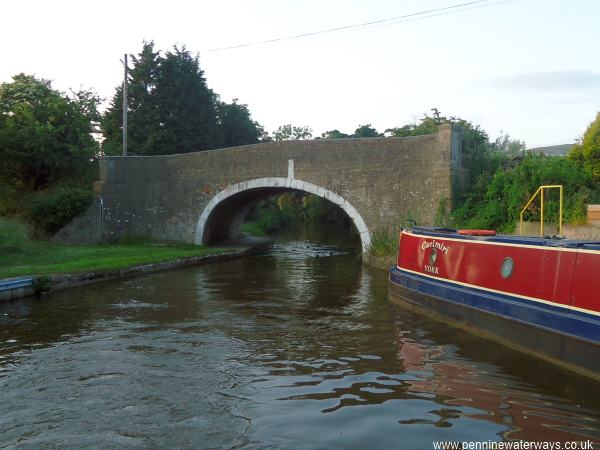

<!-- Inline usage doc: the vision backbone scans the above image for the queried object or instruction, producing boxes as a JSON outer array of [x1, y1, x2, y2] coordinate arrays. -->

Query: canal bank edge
[[364, 253, 396, 272], [0, 238, 272, 302]]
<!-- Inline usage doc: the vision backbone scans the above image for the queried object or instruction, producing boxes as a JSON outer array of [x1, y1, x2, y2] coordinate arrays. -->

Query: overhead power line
[[206, 0, 515, 53]]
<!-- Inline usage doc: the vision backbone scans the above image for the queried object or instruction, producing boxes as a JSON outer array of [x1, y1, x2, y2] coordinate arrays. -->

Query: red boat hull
[[389, 227, 600, 379]]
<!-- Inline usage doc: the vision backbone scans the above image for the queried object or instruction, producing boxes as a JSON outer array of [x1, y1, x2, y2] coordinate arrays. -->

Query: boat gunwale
[[405, 227, 600, 253]]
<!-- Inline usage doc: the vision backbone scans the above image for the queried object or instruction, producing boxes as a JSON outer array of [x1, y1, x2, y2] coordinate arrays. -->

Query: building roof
[[528, 144, 575, 156]]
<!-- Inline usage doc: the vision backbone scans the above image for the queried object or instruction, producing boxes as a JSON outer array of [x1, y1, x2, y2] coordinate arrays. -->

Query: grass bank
[[0, 218, 233, 279], [364, 228, 399, 270], [368, 227, 400, 257], [0, 242, 234, 279]]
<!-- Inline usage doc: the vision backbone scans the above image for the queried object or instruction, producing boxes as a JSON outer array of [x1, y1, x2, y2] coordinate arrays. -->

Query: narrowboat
[[389, 226, 600, 379]]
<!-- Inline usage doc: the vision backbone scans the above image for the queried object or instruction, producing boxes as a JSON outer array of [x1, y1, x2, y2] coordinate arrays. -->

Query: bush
[[33, 276, 55, 297], [247, 197, 290, 232], [452, 154, 599, 232], [0, 74, 98, 190], [303, 194, 349, 224], [0, 217, 32, 254], [30, 187, 94, 233], [257, 206, 286, 232], [569, 112, 600, 181], [245, 193, 352, 235]]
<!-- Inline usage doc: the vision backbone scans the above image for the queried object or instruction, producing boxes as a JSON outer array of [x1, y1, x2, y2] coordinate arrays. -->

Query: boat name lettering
[[424, 265, 439, 274], [421, 240, 449, 254]]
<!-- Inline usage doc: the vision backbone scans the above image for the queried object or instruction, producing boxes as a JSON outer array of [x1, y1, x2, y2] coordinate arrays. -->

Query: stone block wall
[[61, 125, 462, 251], [51, 197, 102, 244]]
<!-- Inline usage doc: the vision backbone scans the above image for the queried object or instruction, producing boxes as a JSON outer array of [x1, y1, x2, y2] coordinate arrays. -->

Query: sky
[[1, 0, 599, 147]]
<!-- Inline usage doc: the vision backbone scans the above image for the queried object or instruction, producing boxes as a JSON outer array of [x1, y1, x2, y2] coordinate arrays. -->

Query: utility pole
[[122, 53, 128, 156]]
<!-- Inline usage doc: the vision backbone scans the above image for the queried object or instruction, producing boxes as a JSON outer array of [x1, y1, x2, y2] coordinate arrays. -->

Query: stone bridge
[[59, 125, 464, 253]]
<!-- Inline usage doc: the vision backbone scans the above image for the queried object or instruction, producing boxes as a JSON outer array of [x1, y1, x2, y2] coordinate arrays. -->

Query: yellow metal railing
[[519, 185, 563, 236]]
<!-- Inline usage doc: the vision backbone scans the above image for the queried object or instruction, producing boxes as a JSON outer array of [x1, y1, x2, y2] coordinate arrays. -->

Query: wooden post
[[122, 54, 128, 157]]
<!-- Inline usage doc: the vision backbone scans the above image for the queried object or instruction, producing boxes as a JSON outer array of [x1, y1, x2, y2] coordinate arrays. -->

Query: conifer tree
[[152, 46, 221, 154], [102, 43, 220, 155], [102, 41, 161, 155]]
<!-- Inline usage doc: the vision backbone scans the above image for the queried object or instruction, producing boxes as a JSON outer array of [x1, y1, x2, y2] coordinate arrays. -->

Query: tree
[[272, 124, 313, 141], [387, 109, 500, 191], [0, 74, 98, 190], [386, 108, 445, 137], [102, 41, 162, 155], [102, 42, 222, 155], [386, 109, 513, 224], [569, 112, 600, 181], [453, 154, 597, 232], [320, 129, 351, 139], [493, 132, 526, 154], [218, 99, 265, 147], [353, 124, 381, 138], [70, 88, 103, 137], [153, 46, 221, 154]]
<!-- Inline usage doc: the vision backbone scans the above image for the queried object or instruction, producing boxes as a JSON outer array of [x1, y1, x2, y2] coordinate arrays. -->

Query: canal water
[[1, 225, 599, 449]]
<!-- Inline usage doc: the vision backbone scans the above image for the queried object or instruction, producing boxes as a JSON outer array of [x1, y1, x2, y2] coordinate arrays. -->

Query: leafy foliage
[[353, 124, 381, 138], [302, 195, 349, 223], [272, 124, 313, 141], [318, 125, 382, 139], [452, 155, 598, 232], [33, 276, 55, 296], [30, 187, 94, 233], [452, 113, 600, 232], [252, 197, 289, 232], [0, 74, 98, 190], [218, 99, 265, 147], [387, 109, 507, 201], [102, 42, 266, 155], [493, 132, 526, 155], [386, 108, 444, 137], [303, 194, 335, 222], [569, 112, 600, 181], [320, 129, 351, 139], [245, 193, 351, 235]]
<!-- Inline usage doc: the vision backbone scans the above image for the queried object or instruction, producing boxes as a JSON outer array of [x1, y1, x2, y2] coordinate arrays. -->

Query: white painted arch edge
[[194, 177, 372, 252]]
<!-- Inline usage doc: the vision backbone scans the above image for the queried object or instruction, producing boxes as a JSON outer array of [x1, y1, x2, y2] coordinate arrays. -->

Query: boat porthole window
[[500, 257, 514, 279], [429, 248, 437, 265]]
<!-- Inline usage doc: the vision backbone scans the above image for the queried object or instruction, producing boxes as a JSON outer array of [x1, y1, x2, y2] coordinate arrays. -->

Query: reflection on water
[[1, 225, 599, 449]]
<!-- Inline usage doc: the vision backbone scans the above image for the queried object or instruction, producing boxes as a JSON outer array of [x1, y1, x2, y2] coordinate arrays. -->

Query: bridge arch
[[194, 177, 371, 252]]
